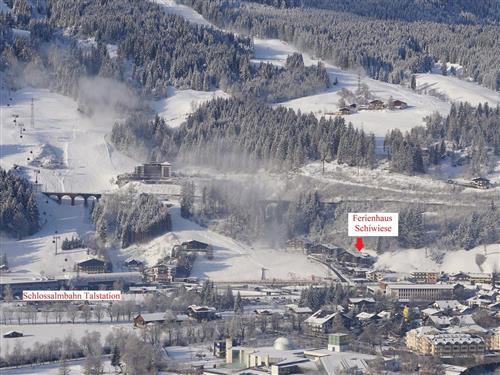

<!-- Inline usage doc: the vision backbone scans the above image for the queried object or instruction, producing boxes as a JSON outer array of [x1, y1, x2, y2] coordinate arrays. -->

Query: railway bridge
[[42, 191, 102, 206]]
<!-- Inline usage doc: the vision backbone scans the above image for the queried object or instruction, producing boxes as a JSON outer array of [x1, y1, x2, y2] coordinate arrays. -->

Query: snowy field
[[0, 87, 136, 192], [0, 323, 132, 356], [154, 1, 500, 138], [0, 197, 94, 280], [416, 73, 500, 106], [0, 359, 114, 375], [255, 38, 499, 137], [375, 244, 500, 274], [117, 205, 331, 282], [153, 0, 213, 27], [150, 86, 229, 128]]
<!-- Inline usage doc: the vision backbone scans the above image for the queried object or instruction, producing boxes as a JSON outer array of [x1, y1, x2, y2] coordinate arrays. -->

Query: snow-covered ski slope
[[118, 205, 331, 282], [0, 86, 328, 282], [151, 86, 229, 128], [0, 197, 94, 281], [0, 87, 136, 192]]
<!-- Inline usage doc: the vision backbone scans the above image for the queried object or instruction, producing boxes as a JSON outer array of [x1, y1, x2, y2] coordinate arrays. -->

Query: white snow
[[151, 86, 229, 128], [375, 244, 500, 274], [153, 0, 213, 27], [0, 87, 137, 192], [12, 29, 30, 39], [252, 38, 453, 137], [0, 359, 114, 375], [0, 197, 94, 280], [118, 205, 331, 282], [416, 73, 500, 106], [0, 323, 132, 356], [106, 44, 118, 59]]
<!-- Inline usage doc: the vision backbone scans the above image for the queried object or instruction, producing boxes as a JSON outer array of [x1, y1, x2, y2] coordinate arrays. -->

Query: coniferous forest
[[180, 0, 500, 90], [0, 168, 39, 238], [91, 192, 171, 248]]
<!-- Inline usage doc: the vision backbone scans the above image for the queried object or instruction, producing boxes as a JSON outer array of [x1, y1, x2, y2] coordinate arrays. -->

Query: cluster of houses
[[133, 305, 218, 327], [74, 240, 213, 285], [335, 99, 408, 115], [286, 239, 374, 267]]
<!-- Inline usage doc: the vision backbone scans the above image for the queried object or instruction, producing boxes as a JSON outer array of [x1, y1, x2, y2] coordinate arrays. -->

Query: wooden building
[[187, 305, 217, 321], [75, 258, 109, 274], [471, 177, 491, 189]]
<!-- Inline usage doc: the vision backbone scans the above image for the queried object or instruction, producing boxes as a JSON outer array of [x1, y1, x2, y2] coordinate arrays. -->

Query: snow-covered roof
[[356, 312, 376, 320], [422, 308, 440, 316], [428, 333, 483, 346], [305, 309, 337, 325], [433, 300, 466, 311], [429, 315, 451, 326], [349, 297, 375, 304]]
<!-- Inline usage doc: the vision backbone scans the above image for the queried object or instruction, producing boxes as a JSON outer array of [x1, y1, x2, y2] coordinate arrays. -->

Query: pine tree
[[234, 291, 243, 314], [111, 344, 121, 371], [410, 74, 416, 90]]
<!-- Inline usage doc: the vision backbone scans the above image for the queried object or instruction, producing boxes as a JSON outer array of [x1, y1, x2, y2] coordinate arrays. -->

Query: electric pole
[[53, 235, 61, 255], [30, 98, 35, 129]]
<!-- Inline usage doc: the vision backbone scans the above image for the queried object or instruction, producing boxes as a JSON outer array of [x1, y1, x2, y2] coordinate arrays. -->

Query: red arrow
[[355, 237, 364, 251]]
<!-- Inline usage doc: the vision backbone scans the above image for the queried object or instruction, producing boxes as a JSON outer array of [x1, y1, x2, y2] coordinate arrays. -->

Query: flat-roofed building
[[385, 283, 455, 301]]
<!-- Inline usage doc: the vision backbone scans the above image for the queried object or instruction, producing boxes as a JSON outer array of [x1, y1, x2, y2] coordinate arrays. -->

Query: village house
[[304, 309, 350, 334], [286, 304, 313, 316], [181, 240, 214, 259], [187, 305, 217, 321], [411, 271, 439, 284], [368, 99, 385, 110], [75, 258, 109, 274], [390, 99, 408, 109], [486, 327, 500, 351], [124, 258, 144, 272], [117, 161, 171, 185], [336, 107, 351, 115], [348, 297, 376, 312], [3, 330, 23, 338], [147, 260, 177, 283], [470, 177, 491, 189], [133, 312, 188, 327], [467, 273, 493, 285]]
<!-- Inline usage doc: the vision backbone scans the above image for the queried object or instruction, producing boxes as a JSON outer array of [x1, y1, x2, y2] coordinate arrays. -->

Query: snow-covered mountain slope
[[153, 0, 213, 27], [375, 244, 500, 274], [416, 73, 500, 106], [117, 204, 331, 282], [256, 38, 499, 137], [0, 87, 136, 192], [150, 86, 229, 128], [151, 1, 500, 138], [0, 197, 94, 281]]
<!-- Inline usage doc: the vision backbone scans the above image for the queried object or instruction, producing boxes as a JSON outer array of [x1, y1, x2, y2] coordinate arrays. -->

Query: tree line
[[235, 0, 500, 25], [180, 0, 500, 90], [112, 97, 376, 172], [1, 0, 329, 103], [0, 168, 39, 238], [384, 102, 500, 175], [91, 191, 171, 248]]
